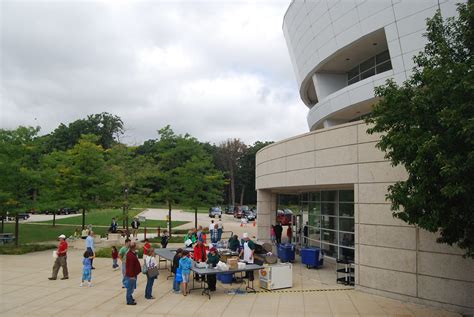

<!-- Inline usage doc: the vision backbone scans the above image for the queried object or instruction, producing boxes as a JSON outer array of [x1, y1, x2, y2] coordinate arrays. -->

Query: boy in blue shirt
[[178, 250, 193, 296]]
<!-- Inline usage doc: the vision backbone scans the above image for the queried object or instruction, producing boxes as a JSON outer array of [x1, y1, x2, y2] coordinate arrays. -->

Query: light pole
[[124, 188, 129, 237]]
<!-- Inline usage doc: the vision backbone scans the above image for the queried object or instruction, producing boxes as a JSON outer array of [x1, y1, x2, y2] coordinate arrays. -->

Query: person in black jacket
[[172, 248, 183, 293], [273, 222, 283, 244]]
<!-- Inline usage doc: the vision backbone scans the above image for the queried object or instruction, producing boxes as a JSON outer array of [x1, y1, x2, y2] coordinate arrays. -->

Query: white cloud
[[0, 0, 307, 145]]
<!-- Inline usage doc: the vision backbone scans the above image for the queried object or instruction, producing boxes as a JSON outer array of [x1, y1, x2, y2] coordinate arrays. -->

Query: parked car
[[208, 206, 222, 218], [233, 205, 249, 218], [59, 208, 78, 215], [224, 205, 234, 215], [276, 209, 293, 225], [17, 213, 30, 220], [244, 209, 256, 221]]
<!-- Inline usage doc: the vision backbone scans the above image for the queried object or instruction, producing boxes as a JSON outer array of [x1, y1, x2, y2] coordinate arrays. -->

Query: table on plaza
[[190, 263, 263, 299], [155, 248, 194, 279], [0, 233, 15, 244]]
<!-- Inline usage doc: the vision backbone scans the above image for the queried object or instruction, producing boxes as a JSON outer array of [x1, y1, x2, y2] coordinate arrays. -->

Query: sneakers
[[48, 277, 56, 280], [88, 283, 93, 287], [60, 277, 69, 280], [127, 302, 137, 305], [80, 283, 84, 287]]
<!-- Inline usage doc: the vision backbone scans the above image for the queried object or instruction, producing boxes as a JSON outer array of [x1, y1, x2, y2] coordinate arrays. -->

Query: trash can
[[301, 247, 324, 269], [278, 244, 295, 263], [219, 272, 234, 284]]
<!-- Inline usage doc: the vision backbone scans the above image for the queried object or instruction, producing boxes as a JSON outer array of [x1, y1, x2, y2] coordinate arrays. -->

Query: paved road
[[139, 208, 258, 239]]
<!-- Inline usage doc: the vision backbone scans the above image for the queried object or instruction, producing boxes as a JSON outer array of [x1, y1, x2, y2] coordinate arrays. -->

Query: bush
[[0, 244, 56, 255]]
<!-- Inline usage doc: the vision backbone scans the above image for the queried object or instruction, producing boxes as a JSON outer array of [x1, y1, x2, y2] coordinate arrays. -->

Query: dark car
[[276, 209, 293, 225], [18, 213, 30, 220], [59, 208, 78, 215], [224, 205, 234, 215], [233, 205, 249, 219], [244, 209, 256, 221], [208, 206, 222, 218]]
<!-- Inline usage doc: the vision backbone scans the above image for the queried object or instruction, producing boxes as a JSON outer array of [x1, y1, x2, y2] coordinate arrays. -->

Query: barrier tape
[[256, 287, 353, 294]]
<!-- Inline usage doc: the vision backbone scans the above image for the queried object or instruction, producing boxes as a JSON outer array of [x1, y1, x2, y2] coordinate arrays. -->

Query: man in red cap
[[48, 234, 69, 280]]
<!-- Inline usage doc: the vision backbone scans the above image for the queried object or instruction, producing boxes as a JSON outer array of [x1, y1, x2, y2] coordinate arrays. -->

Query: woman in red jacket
[[193, 241, 207, 282]]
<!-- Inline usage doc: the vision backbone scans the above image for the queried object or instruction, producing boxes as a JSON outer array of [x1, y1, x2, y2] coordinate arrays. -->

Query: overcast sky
[[0, 0, 307, 145]]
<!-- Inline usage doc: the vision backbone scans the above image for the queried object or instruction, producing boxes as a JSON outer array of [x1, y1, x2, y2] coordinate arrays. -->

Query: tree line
[[0, 112, 272, 232]]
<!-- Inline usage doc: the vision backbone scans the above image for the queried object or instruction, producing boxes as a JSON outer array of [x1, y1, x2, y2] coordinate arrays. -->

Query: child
[[172, 248, 182, 294], [178, 250, 192, 296], [161, 230, 169, 249], [112, 246, 119, 270], [81, 250, 94, 287]]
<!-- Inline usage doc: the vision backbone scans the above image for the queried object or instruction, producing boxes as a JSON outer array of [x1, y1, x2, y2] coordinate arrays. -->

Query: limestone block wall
[[255, 121, 474, 314]]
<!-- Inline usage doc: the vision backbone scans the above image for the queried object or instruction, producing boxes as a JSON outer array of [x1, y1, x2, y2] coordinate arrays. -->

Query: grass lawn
[[39, 208, 189, 229], [0, 244, 57, 255], [1, 223, 110, 244]]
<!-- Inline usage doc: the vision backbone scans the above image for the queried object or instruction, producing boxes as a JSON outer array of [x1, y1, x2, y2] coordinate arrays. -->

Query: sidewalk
[[0, 248, 460, 317]]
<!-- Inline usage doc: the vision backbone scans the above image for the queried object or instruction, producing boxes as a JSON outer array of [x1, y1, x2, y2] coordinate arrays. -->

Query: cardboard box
[[226, 257, 238, 270]]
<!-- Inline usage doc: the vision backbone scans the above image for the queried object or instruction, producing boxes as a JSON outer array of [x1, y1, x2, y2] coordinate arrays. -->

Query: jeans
[[121, 262, 126, 287], [217, 229, 222, 241], [173, 276, 180, 292], [113, 258, 118, 268], [125, 277, 136, 304], [145, 276, 155, 298]]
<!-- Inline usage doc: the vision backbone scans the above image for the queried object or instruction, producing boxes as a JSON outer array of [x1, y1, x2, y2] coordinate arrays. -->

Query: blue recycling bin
[[218, 272, 234, 284], [301, 247, 324, 268], [278, 243, 295, 262]]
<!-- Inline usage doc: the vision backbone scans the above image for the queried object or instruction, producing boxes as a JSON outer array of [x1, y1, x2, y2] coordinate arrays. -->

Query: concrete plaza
[[0, 248, 461, 317]]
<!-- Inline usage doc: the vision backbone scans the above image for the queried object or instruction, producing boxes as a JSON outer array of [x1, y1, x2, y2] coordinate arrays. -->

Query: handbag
[[146, 257, 159, 278]]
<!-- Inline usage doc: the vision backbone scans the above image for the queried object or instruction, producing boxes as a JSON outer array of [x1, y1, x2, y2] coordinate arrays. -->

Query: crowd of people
[[47, 215, 257, 306]]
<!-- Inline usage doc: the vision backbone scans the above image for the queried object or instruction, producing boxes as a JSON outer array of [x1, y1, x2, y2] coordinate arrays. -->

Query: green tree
[[46, 112, 124, 151], [239, 141, 273, 205], [177, 152, 225, 228], [366, 3, 474, 257], [217, 139, 247, 206]]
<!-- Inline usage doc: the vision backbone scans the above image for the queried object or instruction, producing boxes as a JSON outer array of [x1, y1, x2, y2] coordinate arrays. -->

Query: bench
[[0, 233, 15, 244]]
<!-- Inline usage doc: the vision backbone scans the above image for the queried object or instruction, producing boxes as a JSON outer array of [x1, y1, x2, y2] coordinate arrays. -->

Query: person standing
[[193, 241, 207, 282], [228, 235, 240, 252], [85, 231, 95, 269], [131, 217, 140, 240], [143, 248, 157, 299], [178, 250, 192, 296], [112, 246, 119, 270], [171, 248, 183, 294], [125, 242, 141, 305], [48, 234, 69, 280], [270, 226, 276, 244], [208, 220, 215, 240], [303, 222, 309, 246], [80, 250, 94, 287], [239, 233, 256, 281], [273, 222, 283, 244], [143, 238, 151, 258], [196, 226, 204, 243], [119, 238, 131, 288], [217, 217, 223, 242], [211, 224, 219, 244], [161, 230, 169, 248], [206, 247, 220, 292]]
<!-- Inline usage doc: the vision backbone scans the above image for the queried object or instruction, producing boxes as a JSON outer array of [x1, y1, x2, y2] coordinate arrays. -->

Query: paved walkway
[[0, 248, 460, 317]]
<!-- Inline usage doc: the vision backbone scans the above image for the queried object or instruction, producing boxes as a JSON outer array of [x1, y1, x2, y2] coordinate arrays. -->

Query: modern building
[[255, 0, 473, 314]]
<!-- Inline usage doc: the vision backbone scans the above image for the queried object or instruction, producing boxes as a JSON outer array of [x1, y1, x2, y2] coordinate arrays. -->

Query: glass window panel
[[309, 239, 321, 248], [376, 50, 390, 64], [300, 192, 309, 202], [339, 203, 354, 217], [348, 66, 359, 79], [321, 215, 337, 230], [376, 60, 392, 73], [348, 77, 359, 85], [360, 67, 375, 80], [321, 243, 337, 257], [339, 218, 354, 233], [321, 230, 337, 244], [310, 192, 321, 202], [340, 233, 355, 247], [339, 190, 354, 202], [339, 247, 355, 261], [309, 227, 321, 241], [360, 57, 375, 72], [321, 191, 337, 202], [321, 202, 336, 215]]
